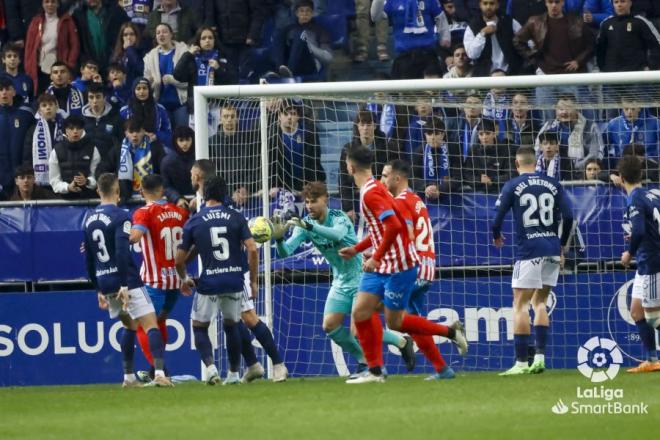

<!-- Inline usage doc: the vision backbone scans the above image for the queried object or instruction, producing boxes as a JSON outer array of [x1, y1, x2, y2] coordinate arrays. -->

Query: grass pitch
[[0, 370, 656, 440]]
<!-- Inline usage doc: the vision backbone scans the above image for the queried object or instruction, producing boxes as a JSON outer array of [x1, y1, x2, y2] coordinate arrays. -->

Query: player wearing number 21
[[492, 146, 575, 376], [129, 174, 189, 378]]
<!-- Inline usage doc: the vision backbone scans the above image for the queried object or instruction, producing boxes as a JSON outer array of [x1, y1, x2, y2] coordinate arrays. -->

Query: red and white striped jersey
[[132, 200, 189, 289], [360, 178, 418, 274], [396, 188, 436, 281]]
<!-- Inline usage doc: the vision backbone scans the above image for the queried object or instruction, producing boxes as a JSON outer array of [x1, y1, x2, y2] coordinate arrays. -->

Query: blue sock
[[250, 320, 283, 364], [224, 323, 242, 372], [239, 321, 258, 367], [514, 334, 529, 363], [120, 328, 136, 374], [147, 328, 165, 371], [635, 319, 658, 361], [193, 326, 214, 367], [534, 325, 549, 355]]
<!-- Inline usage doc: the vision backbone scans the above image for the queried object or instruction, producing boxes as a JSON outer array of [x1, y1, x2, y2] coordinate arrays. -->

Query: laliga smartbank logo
[[550, 337, 648, 415]]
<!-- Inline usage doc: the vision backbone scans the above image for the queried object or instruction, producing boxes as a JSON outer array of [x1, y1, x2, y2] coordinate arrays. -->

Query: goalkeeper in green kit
[[273, 181, 416, 377]]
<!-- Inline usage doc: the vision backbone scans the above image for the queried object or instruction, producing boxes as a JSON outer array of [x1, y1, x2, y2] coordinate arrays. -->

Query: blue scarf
[[46, 85, 83, 117], [535, 154, 560, 179], [119, 135, 154, 193], [194, 50, 219, 86], [404, 0, 428, 34], [424, 143, 449, 181]]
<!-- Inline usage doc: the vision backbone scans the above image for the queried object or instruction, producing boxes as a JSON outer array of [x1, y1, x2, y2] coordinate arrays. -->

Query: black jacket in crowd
[[161, 141, 195, 204], [203, 0, 273, 46], [507, 0, 546, 27], [82, 103, 123, 165], [209, 128, 261, 195], [468, 14, 523, 76], [410, 141, 463, 195], [464, 140, 516, 193], [73, 3, 129, 71], [596, 14, 660, 72], [338, 134, 400, 212]]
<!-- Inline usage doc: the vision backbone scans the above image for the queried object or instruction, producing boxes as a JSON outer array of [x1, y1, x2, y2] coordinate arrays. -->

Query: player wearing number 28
[[492, 146, 575, 376]]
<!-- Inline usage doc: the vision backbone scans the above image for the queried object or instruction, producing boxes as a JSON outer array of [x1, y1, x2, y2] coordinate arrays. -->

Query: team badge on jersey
[[14, 118, 19, 128], [627, 23, 632, 32]]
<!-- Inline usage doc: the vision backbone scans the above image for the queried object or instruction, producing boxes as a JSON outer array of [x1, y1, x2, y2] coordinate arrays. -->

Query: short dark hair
[[516, 145, 536, 166], [86, 82, 105, 97], [355, 109, 375, 125], [124, 118, 144, 132], [424, 116, 445, 133], [622, 143, 646, 157], [477, 118, 496, 133], [2, 43, 21, 58], [14, 164, 34, 177], [387, 159, 411, 178], [423, 62, 443, 78], [37, 93, 58, 107], [585, 158, 602, 168], [279, 99, 300, 115], [618, 155, 643, 184], [346, 145, 373, 170], [50, 61, 69, 73], [538, 131, 559, 144], [302, 181, 328, 200], [203, 175, 227, 202], [63, 115, 85, 130], [107, 63, 126, 74], [193, 159, 215, 179], [80, 58, 99, 70], [451, 43, 465, 54], [0, 76, 14, 90], [174, 125, 195, 140], [294, 0, 314, 10], [556, 93, 576, 103], [141, 174, 164, 193], [97, 173, 118, 196]]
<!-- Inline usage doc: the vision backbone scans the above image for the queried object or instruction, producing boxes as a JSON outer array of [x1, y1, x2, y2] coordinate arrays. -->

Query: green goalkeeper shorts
[[323, 285, 358, 315]]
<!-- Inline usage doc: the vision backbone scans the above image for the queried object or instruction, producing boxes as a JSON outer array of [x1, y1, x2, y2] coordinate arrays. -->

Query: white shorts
[[191, 291, 243, 323], [512, 256, 560, 289], [107, 287, 155, 320], [632, 272, 660, 308], [241, 272, 255, 313]]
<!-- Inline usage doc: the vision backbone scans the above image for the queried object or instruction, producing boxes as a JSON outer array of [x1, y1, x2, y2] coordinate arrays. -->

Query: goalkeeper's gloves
[[270, 214, 290, 241], [287, 216, 313, 231]]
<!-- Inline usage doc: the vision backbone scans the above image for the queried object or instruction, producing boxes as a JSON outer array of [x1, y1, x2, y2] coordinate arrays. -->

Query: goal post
[[194, 71, 660, 378]]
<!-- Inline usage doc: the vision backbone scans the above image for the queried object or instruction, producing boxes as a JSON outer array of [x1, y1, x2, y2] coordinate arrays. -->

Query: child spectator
[[107, 63, 131, 109], [161, 125, 195, 207], [1, 43, 33, 105], [82, 83, 122, 165], [72, 58, 102, 96], [23, 93, 65, 187], [535, 131, 574, 180], [465, 118, 514, 192], [48, 115, 101, 199]]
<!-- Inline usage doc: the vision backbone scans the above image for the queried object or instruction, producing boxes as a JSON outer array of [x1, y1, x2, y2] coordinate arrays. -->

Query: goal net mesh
[[200, 77, 660, 377]]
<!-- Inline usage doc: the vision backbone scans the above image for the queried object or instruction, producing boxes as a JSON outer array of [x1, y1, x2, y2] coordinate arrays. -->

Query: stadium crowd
[[0, 0, 660, 207]]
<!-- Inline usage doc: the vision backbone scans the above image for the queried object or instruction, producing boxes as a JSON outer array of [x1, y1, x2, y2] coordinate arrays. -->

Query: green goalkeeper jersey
[[276, 209, 362, 290]]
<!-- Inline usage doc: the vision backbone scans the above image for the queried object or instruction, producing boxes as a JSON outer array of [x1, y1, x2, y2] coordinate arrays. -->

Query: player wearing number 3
[[129, 174, 189, 379], [492, 146, 575, 376]]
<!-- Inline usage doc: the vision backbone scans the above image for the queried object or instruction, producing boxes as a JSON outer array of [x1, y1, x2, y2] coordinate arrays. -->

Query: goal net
[[194, 72, 660, 377]]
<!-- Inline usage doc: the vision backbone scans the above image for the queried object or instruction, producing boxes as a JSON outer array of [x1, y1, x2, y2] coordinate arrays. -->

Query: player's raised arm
[[274, 220, 307, 258]]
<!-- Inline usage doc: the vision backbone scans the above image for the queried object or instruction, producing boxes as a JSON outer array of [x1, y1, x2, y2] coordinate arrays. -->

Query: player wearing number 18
[[129, 174, 189, 378], [175, 175, 260, 385], [492, 146, 575, 376]]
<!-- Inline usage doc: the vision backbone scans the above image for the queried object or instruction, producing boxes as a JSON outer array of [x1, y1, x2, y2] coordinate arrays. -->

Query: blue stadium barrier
[[0, 184, 628, 282], [0, 272, 646, 385]]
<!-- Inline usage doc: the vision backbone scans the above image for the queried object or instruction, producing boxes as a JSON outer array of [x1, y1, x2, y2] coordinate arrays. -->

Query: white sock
[[534, 354, 545, 363], [227, 371, 239, 379], [207, 364, 218, 375], [155, 369, 165, 378], [516, 361, 528, 368], [124, 373, 136, 382]]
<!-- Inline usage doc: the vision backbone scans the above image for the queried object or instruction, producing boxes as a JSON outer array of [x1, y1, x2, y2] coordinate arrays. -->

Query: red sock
[[354, 313, 384, 368], [411, 334, 446, 372], [158, 320, 168, 344], [400, 314, 450, 337], [136, 326, 154, 366]]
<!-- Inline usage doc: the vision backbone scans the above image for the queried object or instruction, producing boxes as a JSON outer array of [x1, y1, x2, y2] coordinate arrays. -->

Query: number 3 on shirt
[[210, 226, 230, 261]]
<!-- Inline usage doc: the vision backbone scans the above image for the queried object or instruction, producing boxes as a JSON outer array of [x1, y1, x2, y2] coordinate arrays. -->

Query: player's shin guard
[[411, 334, 446, 372], [327, 325, 365, 363], [250, 320, 283, 364], [238, 321, 258, 367], [399, 314, 453, 338], [136, 326, 153, 366], [354, 313, 383, 373], [147, 328, 165, 371], [635, 319, 658, 361], [224, 323, 242, 373], [121, 328, 136, 374], [534, 325, 548, 355], [193, 326, 214, 367]]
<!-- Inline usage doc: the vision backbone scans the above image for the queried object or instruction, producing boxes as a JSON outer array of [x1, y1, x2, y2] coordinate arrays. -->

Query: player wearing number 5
[[492, 146, 575, 376], [129, 174, 189, 379], [175, 175, 259, 385]]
